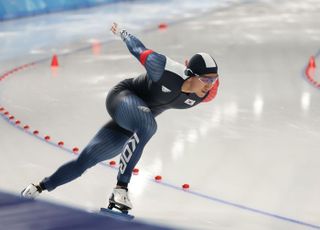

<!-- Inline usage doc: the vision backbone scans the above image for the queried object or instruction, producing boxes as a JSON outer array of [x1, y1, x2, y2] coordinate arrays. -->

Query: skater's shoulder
[[164, 57, 188, 80]]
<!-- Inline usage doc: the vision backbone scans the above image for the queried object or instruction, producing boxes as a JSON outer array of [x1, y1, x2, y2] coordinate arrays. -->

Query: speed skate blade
[[100, 208, 134, 220]]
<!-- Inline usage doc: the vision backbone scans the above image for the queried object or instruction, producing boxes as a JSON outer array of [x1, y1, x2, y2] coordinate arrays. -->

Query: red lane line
[[1, 62, 79, 155]]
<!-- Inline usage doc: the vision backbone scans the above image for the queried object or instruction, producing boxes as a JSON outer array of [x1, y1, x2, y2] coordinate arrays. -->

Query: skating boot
[[21, 184, 42, 199], [108, 187, 132, 214]]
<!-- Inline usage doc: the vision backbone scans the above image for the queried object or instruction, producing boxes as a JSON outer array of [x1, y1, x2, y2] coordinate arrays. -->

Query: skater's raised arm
[[110, 22, 166, 82]]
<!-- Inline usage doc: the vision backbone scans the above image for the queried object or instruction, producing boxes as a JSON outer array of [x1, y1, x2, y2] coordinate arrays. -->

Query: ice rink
[[1, 0, 320, 229]]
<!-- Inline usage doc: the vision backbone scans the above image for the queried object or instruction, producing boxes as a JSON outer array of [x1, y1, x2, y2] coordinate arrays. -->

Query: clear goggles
[[186, 68, 219, 84]]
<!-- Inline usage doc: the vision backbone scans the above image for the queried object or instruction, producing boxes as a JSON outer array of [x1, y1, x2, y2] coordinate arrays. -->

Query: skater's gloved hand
[[110, 22, 124, 37]]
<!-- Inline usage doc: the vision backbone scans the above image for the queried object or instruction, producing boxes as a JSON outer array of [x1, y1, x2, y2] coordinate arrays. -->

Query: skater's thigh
[[89, 120, 132, 146], [77, 120, 132, 163]]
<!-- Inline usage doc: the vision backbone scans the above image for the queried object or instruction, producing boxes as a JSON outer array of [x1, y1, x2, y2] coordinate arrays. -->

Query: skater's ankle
[[115, 185, 128, 191], [116, 181, 128, 191], [38, 182, 46, 192]]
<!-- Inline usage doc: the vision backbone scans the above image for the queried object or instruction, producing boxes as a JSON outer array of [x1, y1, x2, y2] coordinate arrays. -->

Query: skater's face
[[188, 73, 218, 97]]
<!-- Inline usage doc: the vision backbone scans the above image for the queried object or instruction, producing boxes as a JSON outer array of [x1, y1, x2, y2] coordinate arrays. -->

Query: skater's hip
[[106, 80, 146, 117]]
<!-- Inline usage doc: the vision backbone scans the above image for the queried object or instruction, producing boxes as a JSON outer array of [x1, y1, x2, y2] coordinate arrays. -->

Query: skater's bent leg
[[109, 93, 157, 186], [41, 121, 132, 191], [117, 123, 157, 185]]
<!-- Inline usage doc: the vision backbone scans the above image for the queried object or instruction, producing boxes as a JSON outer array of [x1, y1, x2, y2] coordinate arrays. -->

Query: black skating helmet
[[185, 53, 218, 77]]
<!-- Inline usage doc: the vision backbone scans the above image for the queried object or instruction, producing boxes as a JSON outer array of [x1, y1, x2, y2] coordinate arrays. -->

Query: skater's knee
[[139, 119, 157, 137], [74, 158, 95, 174]]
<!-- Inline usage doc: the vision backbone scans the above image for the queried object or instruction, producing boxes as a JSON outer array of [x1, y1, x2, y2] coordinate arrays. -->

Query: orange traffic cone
[[309, 56, 316, 69], [51, 54, 59, 68], [92, 40, 101, 56]]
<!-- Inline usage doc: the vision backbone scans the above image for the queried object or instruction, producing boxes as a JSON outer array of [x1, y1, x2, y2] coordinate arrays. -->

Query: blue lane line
[[159, 182, 320, 229], [1, 114, 320, 229]]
